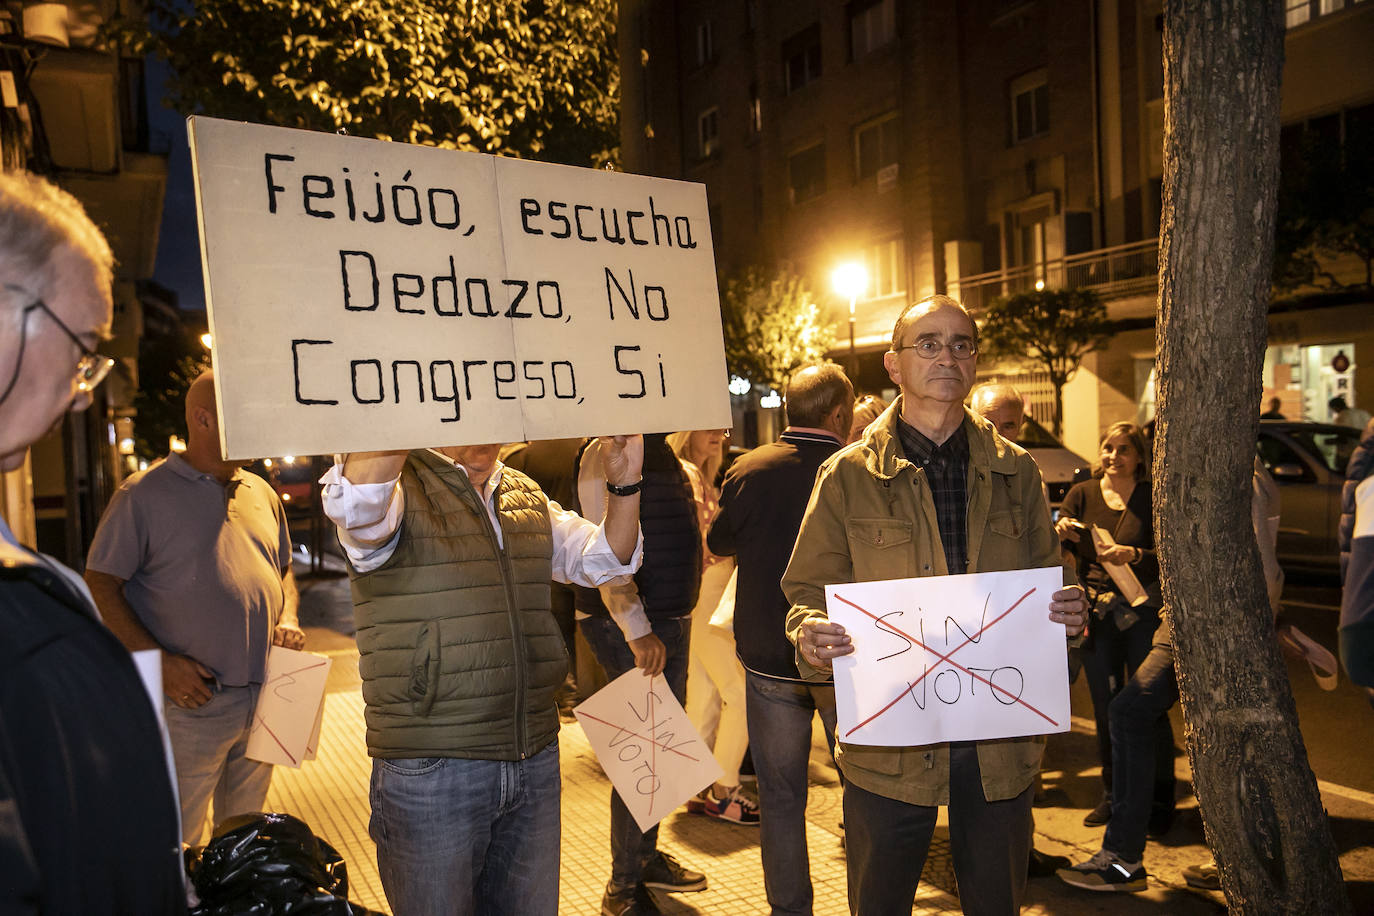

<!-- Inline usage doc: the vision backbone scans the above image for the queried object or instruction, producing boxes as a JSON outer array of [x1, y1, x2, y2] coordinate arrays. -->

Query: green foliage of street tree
[[719, 266, 836, 394], [110, 0, 619, 166], [977, 288, 1113, 437], [1273, 118, 1374, 292]]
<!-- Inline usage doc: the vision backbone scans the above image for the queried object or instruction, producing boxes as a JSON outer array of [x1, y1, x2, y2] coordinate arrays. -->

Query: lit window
[[783, 24, 822, 94], [1286, 0, 1312, 27], [849, 0, 896, 59], [855, 113, 900, 179], [1010, 69, 1049, 142], [697, 21, 714, 65], [698, 107, 719, 158], [788, 143, 826, 204], [861, 239, 905, 300]]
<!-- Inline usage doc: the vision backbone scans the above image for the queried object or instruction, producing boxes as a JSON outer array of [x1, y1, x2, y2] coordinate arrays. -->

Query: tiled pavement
[[277, 569, 1239, 914]]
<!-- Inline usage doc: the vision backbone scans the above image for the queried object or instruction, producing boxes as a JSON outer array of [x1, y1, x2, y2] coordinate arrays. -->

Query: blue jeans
[[843, 743, 1032, 916], [578, 614, 690, 889], [1103, 636, 1178, 862], [745, 671, 838, 916], [164, 684, 272, 845], [368, 742, 561, 916]]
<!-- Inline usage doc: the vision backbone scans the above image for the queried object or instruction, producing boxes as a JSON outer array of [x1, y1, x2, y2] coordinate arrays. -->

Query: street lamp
[[831, 261, 868, 381]]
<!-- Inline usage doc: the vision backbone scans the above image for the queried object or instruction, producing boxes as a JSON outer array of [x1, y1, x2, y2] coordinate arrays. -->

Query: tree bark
[[1157, 1, 1348, 911]]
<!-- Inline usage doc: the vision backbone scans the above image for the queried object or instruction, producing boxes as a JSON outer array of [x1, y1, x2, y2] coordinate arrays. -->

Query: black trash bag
[[187, 812, 385, 916]]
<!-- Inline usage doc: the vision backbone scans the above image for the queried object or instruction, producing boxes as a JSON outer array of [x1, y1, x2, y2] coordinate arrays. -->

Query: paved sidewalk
[[277, 570, 1237, 913]]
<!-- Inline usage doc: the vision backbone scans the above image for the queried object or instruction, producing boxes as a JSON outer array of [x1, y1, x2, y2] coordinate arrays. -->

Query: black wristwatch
[[605, 479, 643, 497]]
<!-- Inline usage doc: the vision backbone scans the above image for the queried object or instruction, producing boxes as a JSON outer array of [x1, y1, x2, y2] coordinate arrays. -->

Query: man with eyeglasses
[[85, 371, 302, 847], [0, 170, 186, 912], [784, 295, 1087, 915]]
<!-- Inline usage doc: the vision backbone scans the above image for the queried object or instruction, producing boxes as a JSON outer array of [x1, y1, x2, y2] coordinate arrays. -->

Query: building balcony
[[950, 237, 1161, 318]]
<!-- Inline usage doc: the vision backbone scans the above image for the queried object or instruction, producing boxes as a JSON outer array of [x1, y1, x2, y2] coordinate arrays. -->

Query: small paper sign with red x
[[825, 566, 1070, 747]]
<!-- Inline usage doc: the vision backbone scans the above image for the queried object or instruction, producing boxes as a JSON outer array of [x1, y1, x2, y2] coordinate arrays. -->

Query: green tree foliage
[[719, 266, 836, 393], [1273, 117, 1374, 292], [979, 288, 1113, 437], [111, 0, 619, 166]]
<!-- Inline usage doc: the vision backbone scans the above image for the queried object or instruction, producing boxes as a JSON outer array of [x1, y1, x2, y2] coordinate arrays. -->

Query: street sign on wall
[[188, 116, 730, 459]]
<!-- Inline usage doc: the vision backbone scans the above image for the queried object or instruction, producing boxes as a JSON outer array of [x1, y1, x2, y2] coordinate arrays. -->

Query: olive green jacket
[[349, 450, 566, 761], [783, 401, 1071, 806]]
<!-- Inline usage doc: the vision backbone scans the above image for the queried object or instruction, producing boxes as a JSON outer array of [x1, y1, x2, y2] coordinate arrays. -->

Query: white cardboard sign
[[825, 567, 1069, 747], [575, 668, 722, 832], [246, 646, 333, 768], [188, 116, 731, 459]]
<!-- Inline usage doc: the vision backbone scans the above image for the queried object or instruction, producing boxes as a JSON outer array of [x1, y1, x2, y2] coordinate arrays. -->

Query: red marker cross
[[833, 587, 1059, 737]]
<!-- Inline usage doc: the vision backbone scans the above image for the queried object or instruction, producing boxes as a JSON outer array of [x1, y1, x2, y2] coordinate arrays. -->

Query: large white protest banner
[[575, 668, 722, 833], [825, 567, 1069, 747], [188, 116, 730, 459]]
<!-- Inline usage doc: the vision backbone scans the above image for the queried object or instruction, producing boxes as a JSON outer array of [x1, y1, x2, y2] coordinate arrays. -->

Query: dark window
[[697, 21, 714, 65], [848, 0, 896, 59], [783, 24, 822, 94], [788, 144, 827, 204], [1010, 70, 1049, 142], [854, 114, 900, 179]]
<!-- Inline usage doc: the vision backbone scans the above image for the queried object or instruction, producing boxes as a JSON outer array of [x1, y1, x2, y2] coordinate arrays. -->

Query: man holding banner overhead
[[321, 437, 644, 916], [784, 295, 1087, 915]]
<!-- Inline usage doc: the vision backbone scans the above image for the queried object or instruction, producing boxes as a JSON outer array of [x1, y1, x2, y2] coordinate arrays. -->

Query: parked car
[[1256, 420, 1361, 572], [1016, 416, 1091, 511]]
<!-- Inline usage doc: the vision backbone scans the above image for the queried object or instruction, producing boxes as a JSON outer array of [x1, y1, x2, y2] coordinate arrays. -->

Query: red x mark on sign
[[833, 586, 1059, 738]]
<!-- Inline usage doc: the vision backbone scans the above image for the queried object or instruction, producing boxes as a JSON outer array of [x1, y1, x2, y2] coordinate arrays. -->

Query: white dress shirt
[[320, 450, 642, 591]]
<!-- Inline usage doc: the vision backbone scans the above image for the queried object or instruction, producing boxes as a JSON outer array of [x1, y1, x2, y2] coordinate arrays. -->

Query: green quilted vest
[[348, 450, 565, 760]]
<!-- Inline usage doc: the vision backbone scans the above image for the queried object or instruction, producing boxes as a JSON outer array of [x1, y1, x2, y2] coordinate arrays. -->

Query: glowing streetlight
[[831, 262, 868, 379], [200, 332, 213, 350]]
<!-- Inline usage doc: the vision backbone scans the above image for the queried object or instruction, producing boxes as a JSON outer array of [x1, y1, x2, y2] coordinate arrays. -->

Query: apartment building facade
[[619, 0, 1374, 458]]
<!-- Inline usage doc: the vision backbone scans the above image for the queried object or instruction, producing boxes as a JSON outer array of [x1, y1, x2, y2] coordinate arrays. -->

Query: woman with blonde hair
[[848, 394, 889, 444], [667, 428, 758, 824]]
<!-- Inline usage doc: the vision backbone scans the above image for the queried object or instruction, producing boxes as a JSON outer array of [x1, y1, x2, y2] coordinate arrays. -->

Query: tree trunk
[[1157, 1, 1348, 911]]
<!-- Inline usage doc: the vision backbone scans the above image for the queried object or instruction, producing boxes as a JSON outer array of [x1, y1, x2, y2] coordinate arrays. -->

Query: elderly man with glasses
[[784, 295, 1087, 915], [0, 170, 186, 912]]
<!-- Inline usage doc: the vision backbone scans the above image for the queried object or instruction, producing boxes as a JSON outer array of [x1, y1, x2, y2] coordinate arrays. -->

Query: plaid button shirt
[[895, 416, 969, 575]]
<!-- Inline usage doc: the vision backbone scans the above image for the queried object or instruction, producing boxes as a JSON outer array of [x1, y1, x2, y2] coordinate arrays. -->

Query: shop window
[[788, 143, 826, 204], [1010, 69, 1049, 143], [783, 24, 823, 94]]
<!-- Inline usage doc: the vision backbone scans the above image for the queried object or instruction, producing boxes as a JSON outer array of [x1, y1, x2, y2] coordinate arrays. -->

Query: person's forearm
[[279, 567, 300, 625], [342, 450, 409, 484], [603, 492, 641, 564], [83, 570, 162, 653]]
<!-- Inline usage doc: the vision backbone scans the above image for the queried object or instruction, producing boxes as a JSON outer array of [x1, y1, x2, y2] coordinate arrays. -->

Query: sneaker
[[640, 850, 707, 893], [1057, 849, 1147, 893], [1082, 795, 1112, 827], [685, 789, 708, 815], [1182, 860, 1221, 890], [601, 882, 662, 916], [699, 785, 760, 825]]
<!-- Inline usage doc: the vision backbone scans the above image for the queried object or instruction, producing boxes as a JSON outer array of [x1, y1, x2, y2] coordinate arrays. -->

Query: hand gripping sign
[[575, 668, 722, 832], [825, 567, 1070, 747]]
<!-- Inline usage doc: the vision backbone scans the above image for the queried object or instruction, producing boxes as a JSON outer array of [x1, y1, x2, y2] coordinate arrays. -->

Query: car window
[[1017, 416, 1062, 448], [1286, 427, 1361, 474], [1256, 433, 1313, 480]]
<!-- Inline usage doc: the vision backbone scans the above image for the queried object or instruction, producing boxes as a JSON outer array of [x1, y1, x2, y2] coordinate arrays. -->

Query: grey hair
[[0, 170, 113, 303], [890, 294, 977, 352]]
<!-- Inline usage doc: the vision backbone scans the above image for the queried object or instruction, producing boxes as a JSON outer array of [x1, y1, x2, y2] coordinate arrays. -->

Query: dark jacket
[[1339, 418, 1374, 687], [574, 434, 701, 620], [0, 539, 186, 914], [707, 429, 843, 680], [347, 450, 565, 760]]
